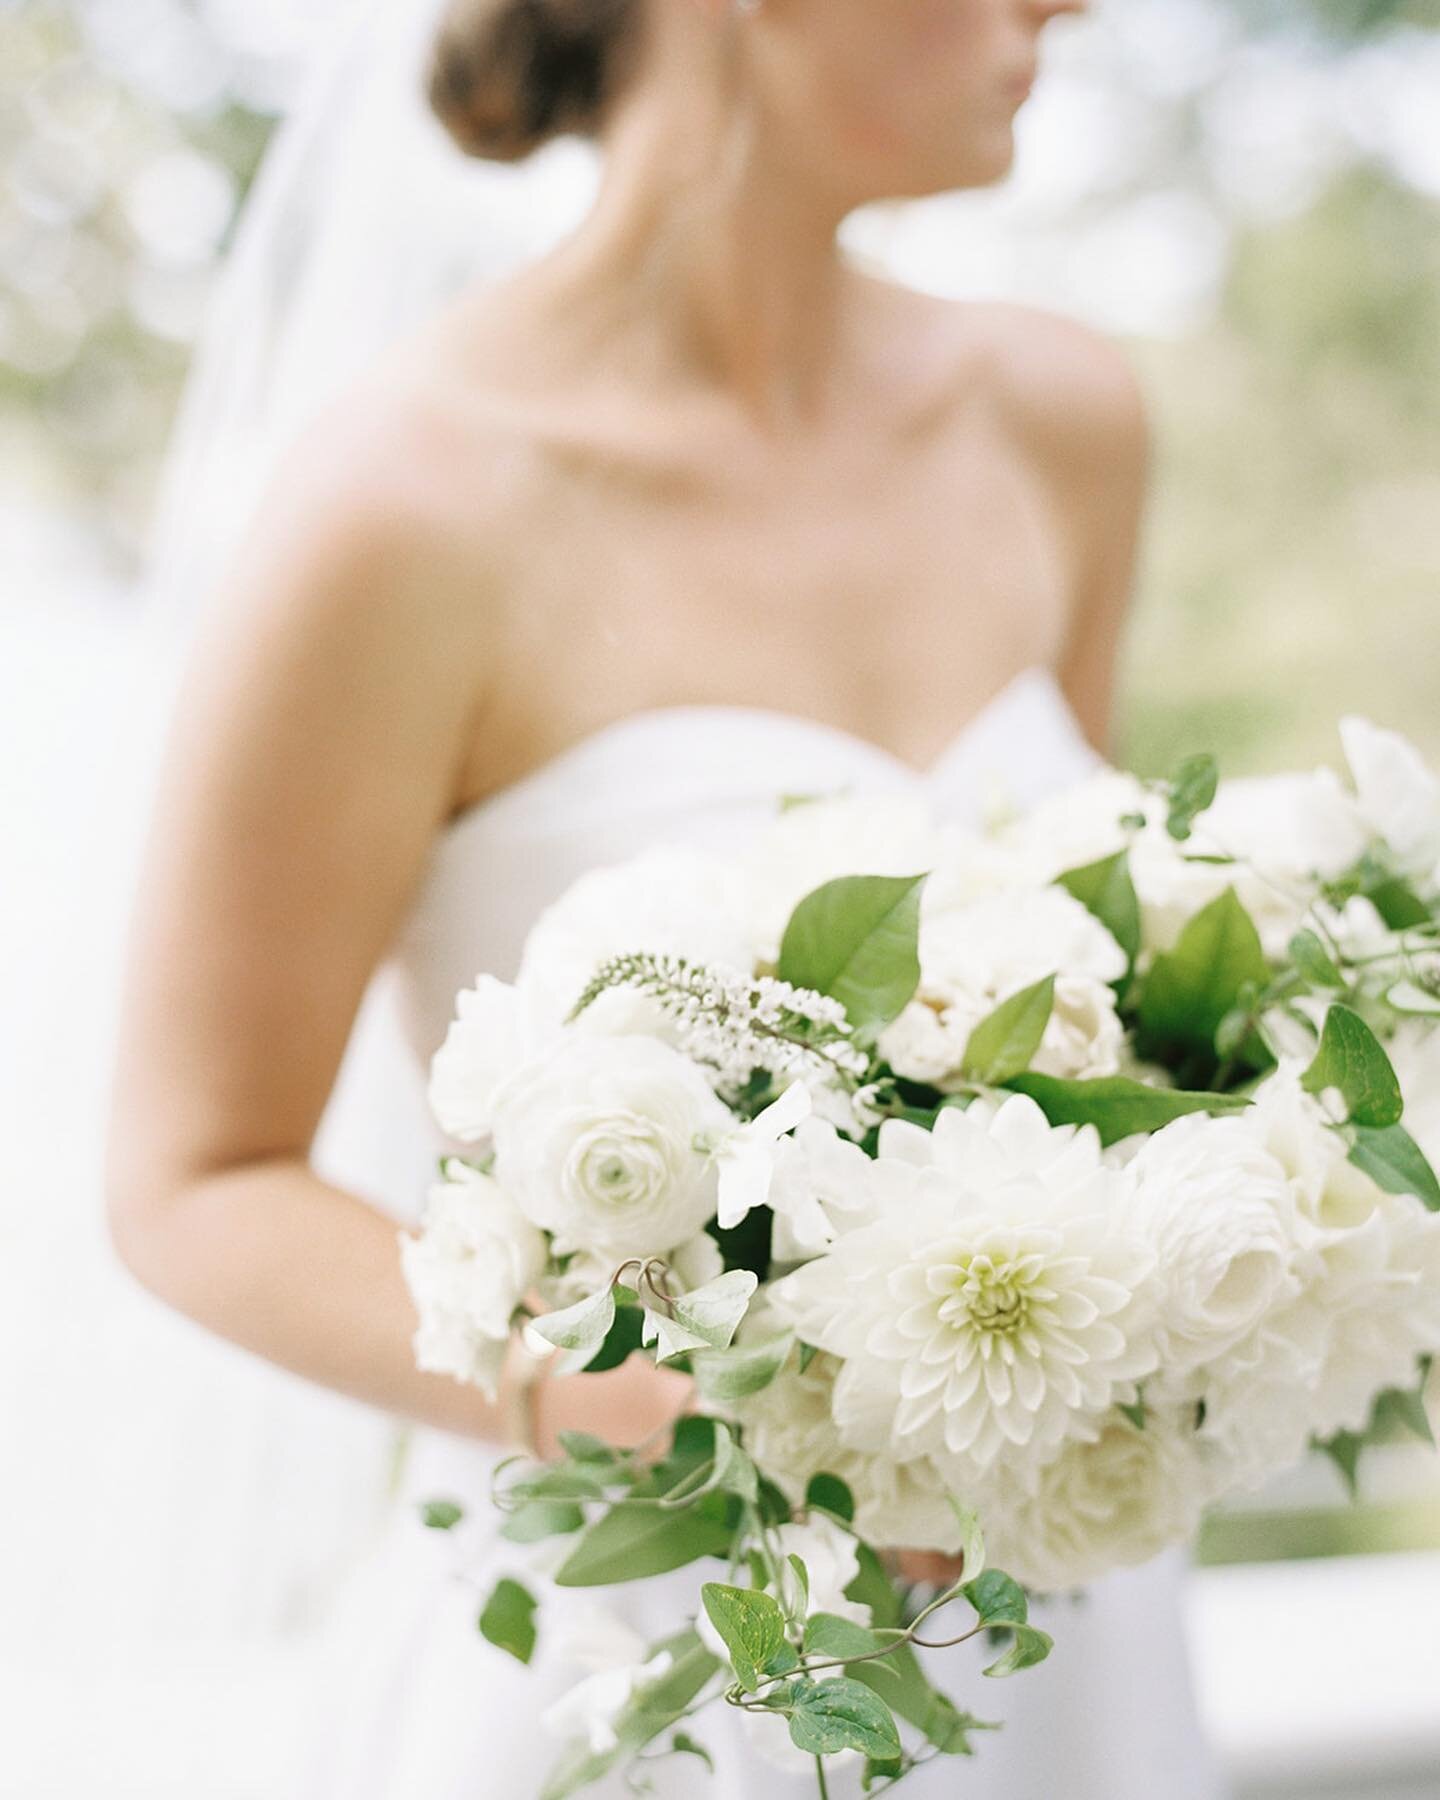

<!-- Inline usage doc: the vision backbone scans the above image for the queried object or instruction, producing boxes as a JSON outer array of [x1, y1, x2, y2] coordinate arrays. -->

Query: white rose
[[398, 1163, 546, 1398], [517, 847, 759, 1020], [977, 1407, 1212, 1591], [491, 1034, 735, 1259], [1121, 1112, 1300, 1384]]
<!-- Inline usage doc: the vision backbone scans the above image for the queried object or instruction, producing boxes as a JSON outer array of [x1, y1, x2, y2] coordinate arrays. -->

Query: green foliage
[[788, 1678, 903, 1761], [478, 1577, 538, 1665], [419, 1499, 464, 1531], [803, 1613, 883, 1659], [690, 1332, 795, 1402], [528, 1287, 616, 1368], [1004, 1072, 1250, 1145], [554, 1497, 732, 1587], [1164, 754, 1220, 840], [805, 1473, 856, 1523], [583, 1300, 646, 1373], [778, 874, 928, 1039], [701, 1583, 789, 1690], [1136, 888, 1271, 1076], [1056, 851, 1142, 969], [1349, 1122, 1440, 1209], [501, 1499, 586, 1544], [961, 976, 1057, 1084], [1301, 1002, 1404, 1126], [963, 1571, 1054, 1678]]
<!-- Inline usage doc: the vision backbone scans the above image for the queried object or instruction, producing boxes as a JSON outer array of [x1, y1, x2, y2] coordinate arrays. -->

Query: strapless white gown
[[300, 667, 1231, 1800]]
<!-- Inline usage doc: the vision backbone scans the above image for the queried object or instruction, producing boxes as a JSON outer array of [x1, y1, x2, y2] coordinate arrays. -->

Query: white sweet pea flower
[[1340, 715, 1440, 879], [765, 1118, 879, 1259], [714, 1081, 812, 1231], [770, 1096, 1161, 1490], [540, 1610, 675, 1755], [491, 1034, 735, 1260], [398, 1163, 546, 1398]]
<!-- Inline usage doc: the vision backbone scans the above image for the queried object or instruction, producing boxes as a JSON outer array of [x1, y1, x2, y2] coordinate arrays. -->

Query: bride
[[106, 0, 1229, 1793]]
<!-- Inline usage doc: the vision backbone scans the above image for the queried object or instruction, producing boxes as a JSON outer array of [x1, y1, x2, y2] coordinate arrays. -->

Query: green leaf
[[582, 1300, 646, 1373], [981, 1623, 1054, 1678], [1004, 1072, 1250, 1146], [803, 1612, 883, 1660], [1057, 850, 1141, 968], [788, 1678, 903, 1761], [961, 976, 1057, 1084], [805, 1473, 856, 1524], [556, 1431, 621, 1466], [665, 1269, 760, 1354], [700, 1583, 788, 1691], [1301, 1003, 1404, 1128], [709, 1421, 760, 1505], [669, 1732, 714, 1772], [1165, 753, 1219, 841], [527, 1287, 616, 1371], [419, 1499, 464, 1531], [1137, 887, 1270, 1058], [478, 1576, 538, 1665], [1290, 928, 1347, 989], [500, 1499, 586, 1544], [690, 1332, 795, 1402], [539, 1630, 720, 1800], [948, 1500, 987, 1584], [1368, 875, 1431, 930], [1118, 1396, 1147, 1431], [777, 873, 928, 1038], [554, 1500, 732, 1587], [1316, 1429, 1364, 1499], [963, 1569, 1028, 1628], [1372, 1380, 1436, 1448], [1350, 1122, 1440, 1210]]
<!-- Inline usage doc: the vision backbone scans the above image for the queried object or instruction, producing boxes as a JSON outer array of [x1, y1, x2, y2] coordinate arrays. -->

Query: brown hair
[[428, 0, 645, 162]]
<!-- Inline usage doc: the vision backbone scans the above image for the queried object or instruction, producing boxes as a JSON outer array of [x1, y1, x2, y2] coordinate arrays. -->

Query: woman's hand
[[529, 1353, 694, 1464]]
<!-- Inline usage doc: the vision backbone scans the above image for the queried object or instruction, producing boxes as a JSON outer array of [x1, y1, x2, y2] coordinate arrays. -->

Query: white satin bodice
[[384, 664, 1101, 1085]]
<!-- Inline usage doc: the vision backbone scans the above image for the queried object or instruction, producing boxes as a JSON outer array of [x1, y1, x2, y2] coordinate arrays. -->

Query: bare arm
[[104, 408, 685, 1450]]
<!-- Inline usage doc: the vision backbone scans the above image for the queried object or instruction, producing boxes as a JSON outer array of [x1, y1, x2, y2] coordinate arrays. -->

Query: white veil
[[127, 0, 603, 1646]]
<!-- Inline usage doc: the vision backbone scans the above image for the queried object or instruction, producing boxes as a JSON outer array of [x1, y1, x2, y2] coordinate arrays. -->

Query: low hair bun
[[429, 0, 642, 163]]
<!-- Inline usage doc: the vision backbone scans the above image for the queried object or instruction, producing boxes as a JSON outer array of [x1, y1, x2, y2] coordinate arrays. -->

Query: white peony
[[769, 1096, 1161, 1490], [731, 1347, 968, 1552], [398, 1162, 546, 1398], [517, 846, 759, 1020], [1121, 1112, 1300, 1384], [977, 1407, 1213, 1591], [1340, 715, 1440, 880], [491, 1034, 736, 1260], [540, 1610, 676, 1755]]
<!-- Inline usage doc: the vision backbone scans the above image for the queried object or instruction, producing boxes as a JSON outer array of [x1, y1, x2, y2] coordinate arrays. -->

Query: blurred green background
[[4, 0, 1440, 1572]]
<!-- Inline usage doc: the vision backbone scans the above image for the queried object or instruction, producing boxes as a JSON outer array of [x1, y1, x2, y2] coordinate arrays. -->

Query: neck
[[491, 30, 866, 435]]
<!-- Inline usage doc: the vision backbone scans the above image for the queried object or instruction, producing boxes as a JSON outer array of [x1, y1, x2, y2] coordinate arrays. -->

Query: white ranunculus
[[428, 975, 557, 1143], [769, 1096, 1161, 1490], [1340, 715, 1440, 879], [517, 846, 759, 1021], [491, 1034, 735, 1261], [1121, 1112, 1300, 1383], [740, 792, 947, 964], [730, 1347, 969, 1552], [977, 1407, 1213, 1591], [876, 886, 1127, 1087], [398, 1163, 547, 1398]]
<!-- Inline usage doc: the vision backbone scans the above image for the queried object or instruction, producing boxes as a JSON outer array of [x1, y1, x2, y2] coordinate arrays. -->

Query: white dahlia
[[769, 1096, 1161, 1489]]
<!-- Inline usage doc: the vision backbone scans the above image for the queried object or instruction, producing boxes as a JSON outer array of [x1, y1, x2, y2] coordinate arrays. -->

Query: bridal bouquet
[[401, 714, 1440, 1798]]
